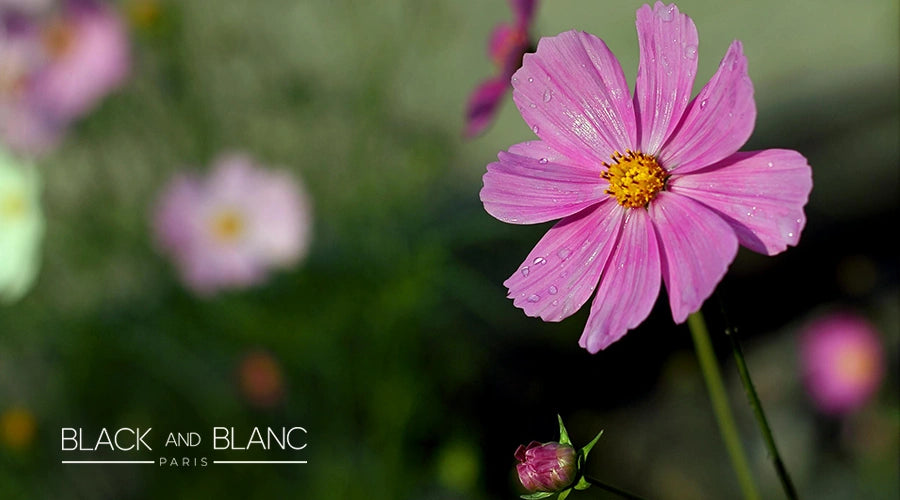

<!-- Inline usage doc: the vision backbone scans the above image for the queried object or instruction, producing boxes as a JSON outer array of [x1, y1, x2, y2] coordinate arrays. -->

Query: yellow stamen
[[210, 210, 244, 243], [0, 193, 26, 219], [601, 150, 668, 208]]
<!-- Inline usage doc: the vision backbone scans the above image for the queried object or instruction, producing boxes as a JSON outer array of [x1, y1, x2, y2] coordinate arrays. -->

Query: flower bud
[[514, 440, 577, 493]]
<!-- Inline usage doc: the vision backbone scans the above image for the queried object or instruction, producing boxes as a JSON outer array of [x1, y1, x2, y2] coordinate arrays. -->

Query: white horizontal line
[[61, 461, 155, 464], [213, 460, 308, 464]]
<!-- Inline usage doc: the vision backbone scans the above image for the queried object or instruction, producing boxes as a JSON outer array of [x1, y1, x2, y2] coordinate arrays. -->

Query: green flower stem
[[688, 311, 761, 500], [583, 475, 647, 500], [723, 318, 798, 499]]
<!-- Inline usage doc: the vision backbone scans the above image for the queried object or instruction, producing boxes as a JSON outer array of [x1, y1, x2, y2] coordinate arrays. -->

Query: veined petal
[[481, 140, 608, 224], [580, 208, 661, 352], [659, 41, 755, 173], [512, 31, 637, 165], [504, 199, 624, 322], [669, 149, 812, 255], [465, 77, 510, 138], [633, 2, 699, 155], [649, 192, 738, 323]]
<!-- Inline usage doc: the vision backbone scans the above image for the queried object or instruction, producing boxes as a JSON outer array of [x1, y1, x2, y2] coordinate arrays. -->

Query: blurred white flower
[[0, 148, 43, 303]]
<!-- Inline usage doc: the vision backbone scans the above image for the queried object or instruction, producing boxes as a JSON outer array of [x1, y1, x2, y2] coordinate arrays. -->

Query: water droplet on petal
[[521, 266, 530, 277], [533, 257, 546, 266], [683, 44, 697, 59], [529, 103, 536, 108], [532, 125, 539, 134], [548, 285, 558, 295], [767, 161, 774, 168], [542, 89, 552, 102], [658, 4, 675, 21], [527, 294, 540, 303], [699, 99, 708, 109], [557, 248, 571, 260], [538, 157, 548, 164], [527, 77, 534, 83], [551, 300, 559, 306]]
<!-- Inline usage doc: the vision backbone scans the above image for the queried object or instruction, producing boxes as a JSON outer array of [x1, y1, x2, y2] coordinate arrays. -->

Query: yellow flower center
[[601, 150, 668, 208], [210, 209, 245, 243], [0, 193, 26, 219]]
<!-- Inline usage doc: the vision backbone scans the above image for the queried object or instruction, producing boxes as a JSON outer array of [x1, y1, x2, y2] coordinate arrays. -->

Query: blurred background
[[0, 0, 897, 498]]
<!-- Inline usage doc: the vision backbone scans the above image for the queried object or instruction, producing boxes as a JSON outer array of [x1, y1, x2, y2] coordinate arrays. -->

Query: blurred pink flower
[[464, 0, 536, 138], [800, 312, 885, 415], [480, 2, 812, 352], [0, 0, 129, 154], [154, 154, 312, 295]]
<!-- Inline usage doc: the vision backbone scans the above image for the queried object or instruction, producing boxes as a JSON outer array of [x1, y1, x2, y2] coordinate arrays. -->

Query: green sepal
[[520, 492, 555, 500], [573, 476, 591, 491], [557, 487, 572, 500], [579, 430, 603, 461], [556, 414, 572, 446]]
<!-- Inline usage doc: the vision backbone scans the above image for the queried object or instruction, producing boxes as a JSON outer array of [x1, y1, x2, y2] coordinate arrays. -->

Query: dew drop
[[683, 44, 697, 60], [548, 285, 558, 295], [521, 266, 530, 277], [533, 256, 546, 266], [658, 4, 675, 21], [532, 125, 539, 134], [787, 232, 794, 238], [538, 157, 548, 164], [557, 248, 571, 260], [699, 99, 708, 109], [529, 103, 536, 108], [527, 77, 534, 83], [767, 161, 774, 168], [542, 89, 552, 102], [552, 300, 559, 306], [527, 294, 540, 303]]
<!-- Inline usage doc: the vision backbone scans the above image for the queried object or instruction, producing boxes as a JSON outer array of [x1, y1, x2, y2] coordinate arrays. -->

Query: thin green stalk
[[720, 309, 798, 500], [688, 311, 761, 500], [583, 475, 647, 500]]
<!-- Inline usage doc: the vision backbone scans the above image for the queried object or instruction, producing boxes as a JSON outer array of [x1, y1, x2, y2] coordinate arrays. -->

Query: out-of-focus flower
[[237, 349, 286, 409], [0, 406, 37, 450], [0, 0, 129, 155], [799, 311, 885, 415], [464, 0, 536, 138], [480, 2, 812, 352], [154, 153, 312, 295], [0, 148, 43, 303], [515, 441, 576, 493], [514, 415, 602, 499]]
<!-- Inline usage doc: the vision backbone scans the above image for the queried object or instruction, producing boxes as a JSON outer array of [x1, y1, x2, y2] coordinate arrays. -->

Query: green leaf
[[557, 414, 572, 446], [557, 488, 572, 500], [520, 492, 555, 500], [574, 476, 591, 491]]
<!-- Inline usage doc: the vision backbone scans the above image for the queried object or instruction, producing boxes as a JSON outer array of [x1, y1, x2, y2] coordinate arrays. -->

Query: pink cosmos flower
[[799, 312, 885, 416], [153, 153, 312, 295], [480, 2, 812, 352], [0, 0, 129, 154], [464, 0, 536, 138]]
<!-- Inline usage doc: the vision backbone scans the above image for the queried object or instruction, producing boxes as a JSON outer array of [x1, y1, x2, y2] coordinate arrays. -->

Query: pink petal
[[580, 208, 661, 352], [465, 77, 510, 138], [668, 149, 812, 255], [633, 2, 699, 155], [649, 192, 738, 323], [509, 0, 537, 26], [504, 199, 624, 322], [659, 41, 755, 173], [512, 30, 636, 166], [481, 140, 608, 224]]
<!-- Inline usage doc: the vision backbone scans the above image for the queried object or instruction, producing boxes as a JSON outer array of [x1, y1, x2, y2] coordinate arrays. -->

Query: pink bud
[[514, 440, 577, 493]]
